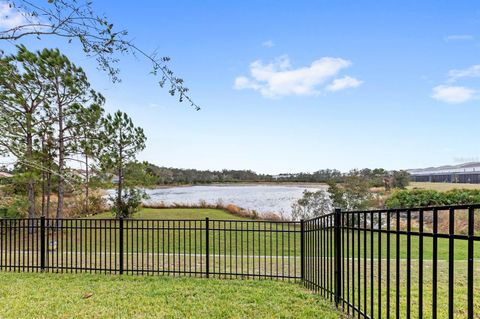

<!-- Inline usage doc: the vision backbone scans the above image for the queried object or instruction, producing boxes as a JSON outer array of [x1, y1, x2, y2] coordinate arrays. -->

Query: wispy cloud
[[234, 55, 361, 98], [326, 76, 363, 92], [431, 85, 476, 104], [444, 34, 474, 42], [0, 2, 33, 30], [262, 40, 275, 48], [447, 64, 480, 82]]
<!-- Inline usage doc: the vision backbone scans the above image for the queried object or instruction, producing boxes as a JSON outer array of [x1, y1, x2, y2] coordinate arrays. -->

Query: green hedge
[[385, 189, 480, 209]]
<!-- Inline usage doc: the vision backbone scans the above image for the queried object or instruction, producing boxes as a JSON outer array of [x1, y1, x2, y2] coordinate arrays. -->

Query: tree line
[[130, 164, 410, 188], [0, 46, 146, 220]]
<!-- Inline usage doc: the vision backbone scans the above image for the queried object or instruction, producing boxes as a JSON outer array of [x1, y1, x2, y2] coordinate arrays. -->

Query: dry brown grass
[[408, 182, 480, 191]]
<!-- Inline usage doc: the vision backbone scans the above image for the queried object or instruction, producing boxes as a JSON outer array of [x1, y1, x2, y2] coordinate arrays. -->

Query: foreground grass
[[408, 182, 480, 191], [0, 272, 341, 318], [338, 259, 480, 318]]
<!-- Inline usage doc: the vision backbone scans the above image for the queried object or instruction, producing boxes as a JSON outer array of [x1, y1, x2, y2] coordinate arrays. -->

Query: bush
[[291, 190, 332, 221], [0, 195, 29, 218], [111, 188, 149, 218], [67, 193, 108, 217], [385, 189, 480, 208]]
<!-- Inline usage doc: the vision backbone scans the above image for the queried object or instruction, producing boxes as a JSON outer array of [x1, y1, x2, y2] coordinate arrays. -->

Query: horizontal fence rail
[[1, 204, 478, 318], [0, 217, 301, 280], [304, 204, 480, 319]]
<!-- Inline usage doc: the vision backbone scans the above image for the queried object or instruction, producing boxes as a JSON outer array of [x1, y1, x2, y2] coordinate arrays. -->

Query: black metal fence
[[304, 205, 480, 319], [0, 217, 301, 279], [1, 204, 479, 318]]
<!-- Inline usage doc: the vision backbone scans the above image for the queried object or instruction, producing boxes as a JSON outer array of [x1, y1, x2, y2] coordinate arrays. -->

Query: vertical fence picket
[[432, 208, 438, 319], [467, 206, 474, 319], [40, 217, 45, 272], [119, 217, 124, 275], [334, 208, 342, 308], [205, 217, 209, 278], [0, 204, 477, 319], [448, 208, 455, 319]]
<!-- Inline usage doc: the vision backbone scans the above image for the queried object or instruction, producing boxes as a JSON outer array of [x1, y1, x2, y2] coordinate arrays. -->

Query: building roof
[[408, 162, 480, 176]]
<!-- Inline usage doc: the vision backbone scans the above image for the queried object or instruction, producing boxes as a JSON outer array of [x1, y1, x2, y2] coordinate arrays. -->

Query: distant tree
[[37, 117, 56, 218], [1, 0, 199, 110], [99, 111, 146, 218], [124, 162, 157, 188], [327, 174, 373, 211], [35, 47, 105, 219], [391, 170, 410, 189], [291, 190, 331, 221], [73, 103, 104, 213], [0, 45, 47, 220]]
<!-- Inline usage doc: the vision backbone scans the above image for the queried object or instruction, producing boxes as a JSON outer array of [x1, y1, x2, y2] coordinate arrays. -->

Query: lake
[[141, 184, 328, 218]]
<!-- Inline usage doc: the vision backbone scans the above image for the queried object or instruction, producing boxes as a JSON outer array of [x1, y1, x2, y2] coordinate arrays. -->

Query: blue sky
[[2, 0, 480, 174]]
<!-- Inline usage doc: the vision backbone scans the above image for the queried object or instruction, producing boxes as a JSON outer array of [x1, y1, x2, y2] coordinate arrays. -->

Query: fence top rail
[[304, 211, 335, 222], [341, 203, 480, 214], [0, 217, 300, 224], [302, 203, 480, 222], [207, 219, 299, 224]]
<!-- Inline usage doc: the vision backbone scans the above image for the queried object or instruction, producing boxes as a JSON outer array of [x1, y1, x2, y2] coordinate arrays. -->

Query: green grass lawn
[[340, 231, 480, 260], [92, 207, 246, 220], [338, 259, 480, 318], [1, 208, 301, 277], [0, 272, 342, 319]]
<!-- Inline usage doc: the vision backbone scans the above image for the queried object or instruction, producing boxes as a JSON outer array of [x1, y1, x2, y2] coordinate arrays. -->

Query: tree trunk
[[85, 154, 89, 214], [46, 171, 51, 219], [56, 103, 65, 219], [27, 180, 35, 218], [117, 139, 123, 219], [41, 137, 46, 217], [41, 170, 46, 217], [117, 163, 123, 218], [26, 117, 35, 220]]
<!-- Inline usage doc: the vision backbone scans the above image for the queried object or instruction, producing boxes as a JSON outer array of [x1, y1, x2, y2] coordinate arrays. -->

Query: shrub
[[385, 189, 480, 209], [291, 190, 331, 221], [111, 188, 149, 218], [0, 195, 29, 218]]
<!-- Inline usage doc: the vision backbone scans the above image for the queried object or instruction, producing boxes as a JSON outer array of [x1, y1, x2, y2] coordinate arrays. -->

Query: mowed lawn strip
[[91, 207, 248, 220], [80, 208, 301, 256], [91, 208, 480, 260], [0, 272, 343, 319], [4, 208, 478, 259]]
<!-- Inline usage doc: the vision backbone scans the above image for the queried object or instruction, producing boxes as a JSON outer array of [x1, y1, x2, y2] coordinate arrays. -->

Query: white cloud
[[432, 85, 476, 104], [447, 64, 480, 82], [262, 40, 275, 48], [234, 55, 360, 98], [0, 2, 31, 30], [444, 34, 474, 42], [326, 76, 362, 92]]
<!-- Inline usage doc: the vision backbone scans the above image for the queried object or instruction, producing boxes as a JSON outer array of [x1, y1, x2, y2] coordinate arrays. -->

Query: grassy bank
[[0, 272, 341, 318], [92, 207, 245, 220], [408, 182, 480, 191]]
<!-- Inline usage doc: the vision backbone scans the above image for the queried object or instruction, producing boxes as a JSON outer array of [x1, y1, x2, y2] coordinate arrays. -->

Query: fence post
[[334, 208, 342, 308], [205, 217, 210, 278], [40, 216, 46, 272], [119, 217, 124, 275], [300, 219, 305, 281]]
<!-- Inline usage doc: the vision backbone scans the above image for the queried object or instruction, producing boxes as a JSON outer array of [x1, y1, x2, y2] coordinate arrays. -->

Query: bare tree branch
[[1, 0, 200, 110]]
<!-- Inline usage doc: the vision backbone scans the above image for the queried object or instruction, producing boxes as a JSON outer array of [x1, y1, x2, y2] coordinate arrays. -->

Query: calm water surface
[[142, 184, 327, 218]]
